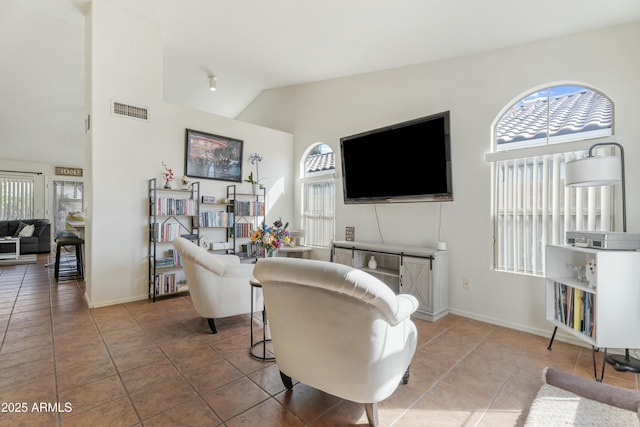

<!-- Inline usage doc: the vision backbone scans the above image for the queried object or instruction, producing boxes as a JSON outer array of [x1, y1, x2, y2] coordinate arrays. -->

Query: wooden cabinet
[[331, 241, 449, 321]]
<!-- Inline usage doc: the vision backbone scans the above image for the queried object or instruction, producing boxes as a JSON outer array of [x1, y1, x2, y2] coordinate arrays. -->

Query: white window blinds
[[302, 178, 335, 247], [0, 176, 34, 220], [494, 150, 613, 275]]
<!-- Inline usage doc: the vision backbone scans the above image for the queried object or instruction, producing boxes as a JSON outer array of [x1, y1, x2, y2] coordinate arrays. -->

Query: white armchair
[[172, 237, 259, 334], [253, 257, 418, 426]]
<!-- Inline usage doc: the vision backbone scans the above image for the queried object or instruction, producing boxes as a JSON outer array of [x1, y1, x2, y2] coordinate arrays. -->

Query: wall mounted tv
[[340, 111, 453, 204]]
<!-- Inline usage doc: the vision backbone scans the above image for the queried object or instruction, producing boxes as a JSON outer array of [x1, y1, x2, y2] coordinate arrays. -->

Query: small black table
[[249, 278, 275, 361]]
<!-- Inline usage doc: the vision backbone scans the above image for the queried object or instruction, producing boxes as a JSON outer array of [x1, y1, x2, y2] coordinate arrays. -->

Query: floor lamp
[[565, 142, 640, 372]]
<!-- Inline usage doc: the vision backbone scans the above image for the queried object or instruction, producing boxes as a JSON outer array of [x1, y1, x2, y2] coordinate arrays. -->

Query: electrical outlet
[[463, 278, 471, 290]]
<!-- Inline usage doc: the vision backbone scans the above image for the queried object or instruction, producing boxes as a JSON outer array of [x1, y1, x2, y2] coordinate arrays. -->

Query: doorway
[[51, 180, 84, 237]]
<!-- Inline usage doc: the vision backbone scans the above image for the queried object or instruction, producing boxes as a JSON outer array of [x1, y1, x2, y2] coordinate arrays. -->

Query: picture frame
[[184, 129, 243, 182]]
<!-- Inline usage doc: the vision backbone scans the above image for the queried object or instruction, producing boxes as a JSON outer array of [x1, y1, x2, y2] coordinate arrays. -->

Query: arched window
[[489, 85, 616, 276], [301, 143, 335, 247]]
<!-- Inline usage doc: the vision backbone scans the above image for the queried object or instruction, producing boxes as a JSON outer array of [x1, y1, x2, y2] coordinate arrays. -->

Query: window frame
[[487, 84, 616, 276]]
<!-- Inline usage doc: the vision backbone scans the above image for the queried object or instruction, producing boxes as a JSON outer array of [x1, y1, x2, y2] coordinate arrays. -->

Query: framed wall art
[[184, 128, 243, 182]]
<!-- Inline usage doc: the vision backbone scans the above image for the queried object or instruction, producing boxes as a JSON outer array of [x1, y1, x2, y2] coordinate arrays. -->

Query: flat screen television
[[340, 111, 453, 204]]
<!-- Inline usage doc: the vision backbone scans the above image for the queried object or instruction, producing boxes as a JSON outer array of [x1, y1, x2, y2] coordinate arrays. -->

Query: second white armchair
[[172, 236, 259, 334]]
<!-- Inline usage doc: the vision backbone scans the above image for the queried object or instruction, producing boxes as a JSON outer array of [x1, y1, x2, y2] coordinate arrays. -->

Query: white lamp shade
[[565, 156, 621, 187]]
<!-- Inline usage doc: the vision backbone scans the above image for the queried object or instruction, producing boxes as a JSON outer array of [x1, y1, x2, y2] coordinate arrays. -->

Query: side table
[[249, 278, 275, 361], [0, 237, 20, 260]]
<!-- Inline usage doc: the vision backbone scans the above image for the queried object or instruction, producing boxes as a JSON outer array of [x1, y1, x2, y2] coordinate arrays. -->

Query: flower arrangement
[[245, 152, 264, 187], [251, 219, 291, 257], [161, 161, 174, 188]]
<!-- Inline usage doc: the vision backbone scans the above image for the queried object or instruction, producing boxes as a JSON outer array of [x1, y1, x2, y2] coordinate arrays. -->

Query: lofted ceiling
[[2, 0, 640, 167]]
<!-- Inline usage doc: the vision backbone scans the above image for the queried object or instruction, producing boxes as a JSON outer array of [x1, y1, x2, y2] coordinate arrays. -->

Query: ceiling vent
[[111, 100, 149, 121]]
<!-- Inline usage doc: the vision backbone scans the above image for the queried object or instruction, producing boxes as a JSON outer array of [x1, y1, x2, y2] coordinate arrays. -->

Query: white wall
[[85, 3, 293, 307], [239, 22, 640, 339]]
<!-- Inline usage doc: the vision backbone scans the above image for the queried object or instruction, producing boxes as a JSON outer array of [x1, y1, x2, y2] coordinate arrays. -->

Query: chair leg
[[206, 318, 217, 334], [364, 402, 379, 426], [402, 365, 411, 384], [280, 371, 293, 390]]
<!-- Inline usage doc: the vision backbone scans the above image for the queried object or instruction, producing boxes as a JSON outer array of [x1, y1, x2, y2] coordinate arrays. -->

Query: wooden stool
[[55, 236, 84, 280]]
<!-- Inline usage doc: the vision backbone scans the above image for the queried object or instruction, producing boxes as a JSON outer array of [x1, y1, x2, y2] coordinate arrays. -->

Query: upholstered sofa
[[0, 219, 51, 254]]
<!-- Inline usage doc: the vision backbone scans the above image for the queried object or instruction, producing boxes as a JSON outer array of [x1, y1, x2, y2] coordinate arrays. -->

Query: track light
[[209, 75, 217, 92]]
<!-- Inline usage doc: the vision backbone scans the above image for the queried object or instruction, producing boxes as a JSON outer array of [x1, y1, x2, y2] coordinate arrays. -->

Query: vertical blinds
[[0, 177, 34, 220], [302, 178, 335, 247], [494, 150, 613, 275]]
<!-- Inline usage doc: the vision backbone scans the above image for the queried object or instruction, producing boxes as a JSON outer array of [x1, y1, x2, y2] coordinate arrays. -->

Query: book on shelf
[[156, 197, 197, 216], [234, 200, 265, 216], [152, 222, 190, 242], [553, 282, 595, 338], [234, 223, 253, 238], [199, 211, 234, 227]]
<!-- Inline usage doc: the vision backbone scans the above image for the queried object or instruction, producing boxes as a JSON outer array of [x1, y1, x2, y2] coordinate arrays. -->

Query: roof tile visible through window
[[304, 151, 335, 174], [496, 87, 612, 149]]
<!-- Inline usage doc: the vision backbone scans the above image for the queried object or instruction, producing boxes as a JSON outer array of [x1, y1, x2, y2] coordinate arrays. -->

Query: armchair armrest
[[387, 294, 419, 326]]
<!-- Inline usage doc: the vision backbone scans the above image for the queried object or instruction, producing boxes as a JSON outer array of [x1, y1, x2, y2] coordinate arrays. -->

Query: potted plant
[[245, 152, 263, 194]]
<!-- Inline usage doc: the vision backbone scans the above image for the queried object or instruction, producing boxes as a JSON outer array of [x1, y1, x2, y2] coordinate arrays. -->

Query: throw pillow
[[13, 222, 28, 237], [18, 224, 35, 237]]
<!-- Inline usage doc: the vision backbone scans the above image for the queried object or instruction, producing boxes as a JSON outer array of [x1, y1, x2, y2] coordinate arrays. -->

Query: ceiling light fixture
[[209, 75, 217, 92]]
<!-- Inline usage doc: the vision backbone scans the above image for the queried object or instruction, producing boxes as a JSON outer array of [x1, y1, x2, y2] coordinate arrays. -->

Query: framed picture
[[184, 129, 243, 182]]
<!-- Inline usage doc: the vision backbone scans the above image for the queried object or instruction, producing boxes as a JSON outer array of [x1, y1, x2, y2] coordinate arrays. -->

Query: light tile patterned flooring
[[1, 254, 639, 426]]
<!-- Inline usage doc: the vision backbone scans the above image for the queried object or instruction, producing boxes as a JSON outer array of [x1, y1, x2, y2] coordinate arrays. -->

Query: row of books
[[199, 211, 234, 228], [234, 223, 254, 238], [155, 197, 197, 216], [235, 201, 265, 216], [153, 249, 182, 268], [151, 222, 189, 243], [553, 282, 596, 338], [155, 273, 188, 295]]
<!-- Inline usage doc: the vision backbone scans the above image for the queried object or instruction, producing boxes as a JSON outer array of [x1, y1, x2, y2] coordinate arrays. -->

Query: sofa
[[0, 219, 51, 254]]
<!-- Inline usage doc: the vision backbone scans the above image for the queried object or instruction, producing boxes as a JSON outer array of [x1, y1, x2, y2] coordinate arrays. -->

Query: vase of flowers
[[161, 161, 174, 189], [251, 219, 290, 258]]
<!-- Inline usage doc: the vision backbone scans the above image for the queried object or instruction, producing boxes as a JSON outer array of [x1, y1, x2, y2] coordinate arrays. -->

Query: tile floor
[[1, 254, 639, 426]]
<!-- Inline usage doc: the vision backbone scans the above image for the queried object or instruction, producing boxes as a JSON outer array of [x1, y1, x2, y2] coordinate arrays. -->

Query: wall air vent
[[111, 100, 149, 121]]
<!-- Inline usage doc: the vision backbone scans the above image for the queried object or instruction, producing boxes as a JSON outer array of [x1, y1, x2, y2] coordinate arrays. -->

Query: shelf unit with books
[[226, 184, 266, 260], [148, 178, 200, 302], [545, 244, 640, 380]]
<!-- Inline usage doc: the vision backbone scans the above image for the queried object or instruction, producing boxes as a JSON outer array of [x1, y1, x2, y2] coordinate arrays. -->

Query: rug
[[0, 254, 37, 266]]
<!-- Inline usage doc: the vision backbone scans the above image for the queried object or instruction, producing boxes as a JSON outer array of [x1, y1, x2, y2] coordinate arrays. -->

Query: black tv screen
[[340, 111, 452, 204]]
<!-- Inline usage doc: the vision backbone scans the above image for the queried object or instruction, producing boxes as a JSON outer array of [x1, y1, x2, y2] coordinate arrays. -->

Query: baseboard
[[85, 293, 149, 308], [447, 307, 591, 349]]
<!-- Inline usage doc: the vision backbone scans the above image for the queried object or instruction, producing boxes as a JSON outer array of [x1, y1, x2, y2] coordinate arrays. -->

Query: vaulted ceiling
[[2, 0, 640, 166]]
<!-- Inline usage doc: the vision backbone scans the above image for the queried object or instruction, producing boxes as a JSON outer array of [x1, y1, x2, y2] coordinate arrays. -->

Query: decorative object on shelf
[[198, 235, 211, 250], [566, 264, 587, 283], [184, 128, 243, 182], [245, 152, 264, 193], [180, 175, 192, 190], [201, 196, 217, 204], [586, 259, 597, 288], [368, 256, 377, 270], [161, 161, 174, 188], [250, 218, 290, 258], [345, 226, 355, 242]]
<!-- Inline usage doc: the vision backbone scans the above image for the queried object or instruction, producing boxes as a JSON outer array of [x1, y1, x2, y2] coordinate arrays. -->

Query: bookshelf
[[545, 244, 640, 380], [331, 241, 449, 321], [148, 178, 200, 302], [226, 184, 266, 260]]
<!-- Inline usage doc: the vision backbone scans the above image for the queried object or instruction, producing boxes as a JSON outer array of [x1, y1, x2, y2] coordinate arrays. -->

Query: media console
[[331, 240, 449, 321]]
